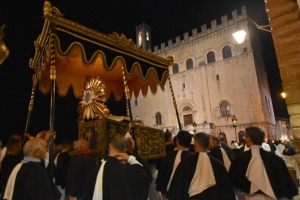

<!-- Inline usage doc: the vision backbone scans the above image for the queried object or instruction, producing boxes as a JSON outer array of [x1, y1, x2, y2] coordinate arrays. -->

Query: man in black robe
[[219, 134, 235, 159], [0, 136, 22, 196], [54, 138, 73, 200], [66, 138, 95, 200], [125, 137, 152, 200], [208, 134, 233, 171], [82, 135, 150, 200], [3, 138, 61, 200], [229, 126, 298, 199], [167, 132, 235, 200], [156, 130, 193, 199]]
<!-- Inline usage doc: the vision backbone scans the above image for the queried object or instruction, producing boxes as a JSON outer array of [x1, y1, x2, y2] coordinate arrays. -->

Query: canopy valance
[[31, 1, 174, 101]]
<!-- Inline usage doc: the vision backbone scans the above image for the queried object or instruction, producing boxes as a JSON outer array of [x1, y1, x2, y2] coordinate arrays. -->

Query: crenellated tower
[[135, 22, 151, 51], [131, 6, 284, 142]]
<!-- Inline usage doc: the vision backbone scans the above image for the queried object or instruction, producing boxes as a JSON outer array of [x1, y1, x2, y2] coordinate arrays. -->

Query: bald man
[[24, 130, 55, 168], [3, 138, 61, 200], [66, 138, 95, 200]]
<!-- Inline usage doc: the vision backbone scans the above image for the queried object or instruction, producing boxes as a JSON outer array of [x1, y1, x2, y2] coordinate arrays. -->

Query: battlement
[[153, 6, 247, 53], [136, 22, 151, 30]]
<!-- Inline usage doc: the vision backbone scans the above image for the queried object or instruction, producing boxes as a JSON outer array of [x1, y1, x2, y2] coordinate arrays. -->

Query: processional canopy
[[30, 1, 174, 102], [27, 1, 171, 162]]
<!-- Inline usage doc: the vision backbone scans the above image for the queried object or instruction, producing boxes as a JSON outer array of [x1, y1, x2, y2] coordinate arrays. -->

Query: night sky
[[0, 0, 288, 144]]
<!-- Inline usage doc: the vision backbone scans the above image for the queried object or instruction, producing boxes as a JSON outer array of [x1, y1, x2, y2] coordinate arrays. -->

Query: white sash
[[167, 150, 182, 191], [4, 163, 23, 200], [246, 146, 276, 199], [92, 159, 107, 200], [188, 153, 216, 197], [127, 155, 143, 166], [220, 148, 231, 171]]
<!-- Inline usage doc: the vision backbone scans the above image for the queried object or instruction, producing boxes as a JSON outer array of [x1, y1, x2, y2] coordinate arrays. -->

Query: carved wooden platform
[[78, 117, 166, 160]]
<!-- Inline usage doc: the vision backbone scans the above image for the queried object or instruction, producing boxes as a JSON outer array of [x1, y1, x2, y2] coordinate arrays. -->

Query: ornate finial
[[109, 32, 136, 48], [44, 1, 63, 18], [166, 55, 175, 66]]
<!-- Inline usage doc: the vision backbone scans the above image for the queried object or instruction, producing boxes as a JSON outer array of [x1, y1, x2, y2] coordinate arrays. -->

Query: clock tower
[[135, 22, 151, 51]]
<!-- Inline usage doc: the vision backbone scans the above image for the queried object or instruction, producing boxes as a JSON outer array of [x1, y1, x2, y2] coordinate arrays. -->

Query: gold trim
[[29, 19, 51, 70], [55, 29, 167, 70], [0, 25, 9, 65], [78, 118, 166, 161], [43, 1, 173, 67], [51, 34, 170, 84], [49, 34, 56, 80]]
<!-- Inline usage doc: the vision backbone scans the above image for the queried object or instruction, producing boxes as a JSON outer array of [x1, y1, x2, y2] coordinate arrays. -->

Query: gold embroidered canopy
[[26, 1, 176, 178], [30, 1, 174, 101]]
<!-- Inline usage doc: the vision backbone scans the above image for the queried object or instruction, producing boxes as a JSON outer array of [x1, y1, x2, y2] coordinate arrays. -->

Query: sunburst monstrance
[[78, 77, 110, 121]]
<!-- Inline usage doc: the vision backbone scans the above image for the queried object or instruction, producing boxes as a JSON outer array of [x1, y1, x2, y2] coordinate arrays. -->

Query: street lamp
[[231, 115, 238, 141], [232, 18, 271, 44], [193, 121, 197, 134]]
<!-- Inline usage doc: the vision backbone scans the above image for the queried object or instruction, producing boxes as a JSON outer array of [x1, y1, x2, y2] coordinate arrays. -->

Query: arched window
[[137, 31, 143, 48], [186, 59, 193, 70], [155, 112, 162, 125], [222, 46, 232, 59], [207, 51, 216, 63], [220, 100, 231, 117], [172, 63, 179, 74]]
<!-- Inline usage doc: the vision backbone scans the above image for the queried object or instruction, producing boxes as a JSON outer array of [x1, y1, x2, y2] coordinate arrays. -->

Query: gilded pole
[[23, 73, 38, 144], [122, 66, 137, 153], [168, 75, 182, 131], [48, 30, 56, 179]]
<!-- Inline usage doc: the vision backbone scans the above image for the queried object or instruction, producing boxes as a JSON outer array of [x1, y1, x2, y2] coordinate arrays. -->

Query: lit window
[[220, 100, 231, 117], [138, 31, 143, 48]]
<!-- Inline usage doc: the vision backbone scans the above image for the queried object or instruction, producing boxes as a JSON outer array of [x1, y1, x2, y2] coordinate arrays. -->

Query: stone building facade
[[131, 7, 276, 142]]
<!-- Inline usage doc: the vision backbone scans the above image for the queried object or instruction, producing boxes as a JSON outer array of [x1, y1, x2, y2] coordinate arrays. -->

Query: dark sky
[[0, 0, 288, 144]]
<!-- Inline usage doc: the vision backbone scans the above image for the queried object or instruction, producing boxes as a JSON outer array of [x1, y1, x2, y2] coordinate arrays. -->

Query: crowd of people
[[0, 125, 299, 200]]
